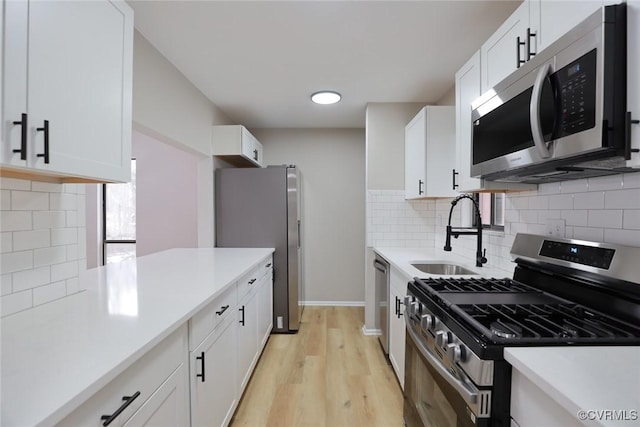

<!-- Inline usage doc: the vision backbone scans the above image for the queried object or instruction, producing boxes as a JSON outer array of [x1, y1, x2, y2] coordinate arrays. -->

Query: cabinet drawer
[[237, 265, 261, 302], [189, 284, 236, 351], [257, 255, 273, 282], [58, 324, 187, 427]]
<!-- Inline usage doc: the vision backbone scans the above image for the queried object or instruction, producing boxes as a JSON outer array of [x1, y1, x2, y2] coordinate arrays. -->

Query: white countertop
[[373, 246, 513, 279], [505, 346, 640, 427], [1, 247, 274, 427]]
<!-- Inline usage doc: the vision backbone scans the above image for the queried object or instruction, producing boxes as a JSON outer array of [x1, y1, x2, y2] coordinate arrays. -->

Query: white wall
[[252, 128, 366, 304], [1, 178, 87, 316]]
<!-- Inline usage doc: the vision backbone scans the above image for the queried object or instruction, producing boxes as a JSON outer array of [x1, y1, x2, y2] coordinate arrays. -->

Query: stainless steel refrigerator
[[215, 165, 303, 333]]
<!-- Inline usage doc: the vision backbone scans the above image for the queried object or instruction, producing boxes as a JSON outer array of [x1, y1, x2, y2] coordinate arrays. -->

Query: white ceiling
[[129, 0, 521, 129]]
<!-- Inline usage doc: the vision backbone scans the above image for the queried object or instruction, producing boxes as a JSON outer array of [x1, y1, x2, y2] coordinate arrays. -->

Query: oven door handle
[[406, 318, 479, 407]]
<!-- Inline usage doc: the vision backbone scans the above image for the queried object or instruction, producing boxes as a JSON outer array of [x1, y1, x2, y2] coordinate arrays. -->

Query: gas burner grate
[[456, 303, 640, 342], [417, 277, 533, 293]]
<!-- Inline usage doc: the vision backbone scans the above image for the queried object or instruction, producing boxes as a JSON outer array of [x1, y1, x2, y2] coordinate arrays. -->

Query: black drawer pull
[[216, 305, 230, 316], [452, 169, 459, 190], [265, 263, 272, 268], [196, 351, 205, 382], [418, 179, 424, 195], [239, 305, 245, 326], [101, 391, 141, 426], [12, 113, 27, 160], [36, 120, 50, 164], [248, 278, 256, 285]]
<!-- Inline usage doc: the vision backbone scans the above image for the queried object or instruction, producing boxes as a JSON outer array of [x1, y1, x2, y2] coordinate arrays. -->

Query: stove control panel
[[540, 239, 615, 269]]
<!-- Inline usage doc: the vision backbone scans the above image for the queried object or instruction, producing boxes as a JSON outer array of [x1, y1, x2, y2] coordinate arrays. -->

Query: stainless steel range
[[403, 233, 640, 427]]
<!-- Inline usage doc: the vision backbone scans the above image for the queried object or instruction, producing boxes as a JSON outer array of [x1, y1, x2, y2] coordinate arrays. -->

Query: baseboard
[[361, 325, 382, 336], [302, 301, 365, 307]]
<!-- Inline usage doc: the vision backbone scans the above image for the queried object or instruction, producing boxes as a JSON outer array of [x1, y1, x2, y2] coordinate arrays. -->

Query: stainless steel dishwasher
[[373, 255, 390, 355]]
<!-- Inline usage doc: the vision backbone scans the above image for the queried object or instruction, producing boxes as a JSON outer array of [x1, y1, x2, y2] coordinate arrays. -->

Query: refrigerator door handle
[[297, 220, 301, 248]]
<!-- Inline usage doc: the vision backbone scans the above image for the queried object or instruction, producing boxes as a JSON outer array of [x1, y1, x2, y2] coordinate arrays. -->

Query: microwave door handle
[[530, 62, 552, 159]]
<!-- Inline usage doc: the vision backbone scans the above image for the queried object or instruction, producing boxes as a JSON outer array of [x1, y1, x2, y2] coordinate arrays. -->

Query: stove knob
[[410, 302, 420, 315], [435, 330, 450, 347], [420, 314, 435, 330], [446, 343, 462, 363], [403, 295, 414, 307]]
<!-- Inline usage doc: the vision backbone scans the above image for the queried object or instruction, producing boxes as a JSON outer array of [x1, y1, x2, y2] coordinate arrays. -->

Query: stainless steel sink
[[411, 263, 477, 275]]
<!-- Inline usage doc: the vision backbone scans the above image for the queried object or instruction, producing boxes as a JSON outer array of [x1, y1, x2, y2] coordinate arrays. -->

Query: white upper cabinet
[[454, 52, 535, 193], [212, 125, 264, 167], [405, 106, 457, 199], [628, 0, 640, 168], [481, 1, 531, 94], [2, 0, 133, 182]]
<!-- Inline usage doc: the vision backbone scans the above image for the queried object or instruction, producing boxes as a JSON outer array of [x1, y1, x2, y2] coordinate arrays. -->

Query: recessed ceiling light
[[311, 91, 341, 105]]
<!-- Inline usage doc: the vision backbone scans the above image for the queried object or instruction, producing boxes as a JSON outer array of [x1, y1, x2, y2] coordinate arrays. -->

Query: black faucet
[[443, 194, 488, 267]]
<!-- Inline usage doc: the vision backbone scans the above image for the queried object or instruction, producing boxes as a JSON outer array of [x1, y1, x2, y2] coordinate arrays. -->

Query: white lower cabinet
[[257, 269, 274, 348], [58, 325, 189, 427], [190, 315, 238, 427], [237, 288, 259, 393], [388, 266, 410, 390]]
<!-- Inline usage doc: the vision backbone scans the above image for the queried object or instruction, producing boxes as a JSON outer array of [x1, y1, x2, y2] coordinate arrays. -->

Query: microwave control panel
[[554, 49, 597, 138]]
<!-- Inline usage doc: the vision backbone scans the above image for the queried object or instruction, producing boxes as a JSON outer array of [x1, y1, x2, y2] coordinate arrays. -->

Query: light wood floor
[[230, 306, 404, 427]]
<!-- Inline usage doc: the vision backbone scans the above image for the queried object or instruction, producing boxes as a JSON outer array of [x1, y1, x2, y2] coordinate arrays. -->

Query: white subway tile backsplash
[[1, 232, 12, 253], [588, 210, 622, 229], [604, 228, 640, 246], [0, 251, 33, 274], [549, 194, 573, 210], [561, 179, 589, 193], [0, 211, 32, 232], [51, 228, 77, 246], [1, 190, 11, 210], [33, 281, 67, 306], [1, 178, 86, 316], [31, 181, 63, 193], [34, 246, 67, 267], [561, 210, 588, 226], [13, 266, 50, 292], [0, 178, 30, 191], [605, 189, 640, 209], [1, 274, 12, 295], [588, 175, 623, 191], [51, 260, 78, 282], [623, 173, 640, 189], [13, 229, 51, 251], [49, 193, 77, 211], [572, 227, 604, 242], [623, 210, 640, 230], [538, 182, 562, 195], [573, 191, 605, 210], [528, 196, 549, 210], [519, 211, 538, 224], [538, 210, 562, 224], [11, 191, 49, 210], [33, 211, 66, 229], [1, 290, 33, 316]]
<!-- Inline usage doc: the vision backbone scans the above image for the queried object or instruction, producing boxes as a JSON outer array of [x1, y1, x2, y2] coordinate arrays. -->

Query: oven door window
[[404, 331, 482, 427]]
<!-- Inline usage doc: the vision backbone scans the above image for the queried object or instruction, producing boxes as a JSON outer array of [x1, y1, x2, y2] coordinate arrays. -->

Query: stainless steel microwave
[[470, 3, 633, 183]]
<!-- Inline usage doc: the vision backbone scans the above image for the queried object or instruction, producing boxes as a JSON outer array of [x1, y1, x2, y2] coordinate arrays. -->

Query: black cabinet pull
[[265, 263, 272, 268], [12, 113, 27, 160], [36, 120, 50, 164], [625, 112, 640, 160], [248, 278, 256, 285], [216, 305, 230, 316], [196, 351, 205, 382], [395, 296, 404, 319], [452, 169, 459, 190], [253, 149, 258, 161], [526, 27, 536, 60], [418, 179, 424, 195], [239, 305, 245, 326], [516, 36, 526, 68], [101, 391, 141, 426]]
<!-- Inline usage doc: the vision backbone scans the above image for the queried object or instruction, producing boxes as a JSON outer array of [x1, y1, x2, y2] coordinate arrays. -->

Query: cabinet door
[[425, 106, 457, 198], [405, 108, 427, 199], [628, 0, 640, 168], [481, 1, 530, 93], [191, 316, 238, 427], [455, 52, 483, 192], [26, 0, 133, 181], [533, 0, 604, 53], [388, 267, 409, 390], [123, 364, 189, 427], [257, 271, 273, 349], [237, 291, 259, 393]]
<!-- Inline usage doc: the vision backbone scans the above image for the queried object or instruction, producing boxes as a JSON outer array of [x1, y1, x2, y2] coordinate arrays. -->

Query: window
[[103, 159, 136, 264], [474, 192, 505, 230]]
